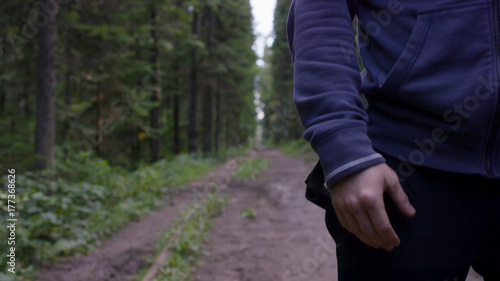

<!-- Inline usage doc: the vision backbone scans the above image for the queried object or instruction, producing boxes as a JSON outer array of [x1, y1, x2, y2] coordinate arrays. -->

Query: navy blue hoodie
[[287, 0, 500, 188]]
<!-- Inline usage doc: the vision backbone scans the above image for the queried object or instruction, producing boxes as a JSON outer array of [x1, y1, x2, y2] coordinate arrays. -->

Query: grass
[[278, 139, 317, 162], [240, 207, 257, 219], [233, 156, 270, 180], [132, 191, 228, 281]]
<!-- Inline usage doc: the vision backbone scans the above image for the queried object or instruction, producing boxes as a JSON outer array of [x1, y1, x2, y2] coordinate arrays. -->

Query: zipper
[[486, 0, 500, 175]]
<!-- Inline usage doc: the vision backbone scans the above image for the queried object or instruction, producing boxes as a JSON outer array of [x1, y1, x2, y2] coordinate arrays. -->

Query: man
[[287, 0, 500, 280]]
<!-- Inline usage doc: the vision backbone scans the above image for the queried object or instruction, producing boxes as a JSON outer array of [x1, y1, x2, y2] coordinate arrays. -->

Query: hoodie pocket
[[381, 2, 494, 111], [380, 12, 432, 91]]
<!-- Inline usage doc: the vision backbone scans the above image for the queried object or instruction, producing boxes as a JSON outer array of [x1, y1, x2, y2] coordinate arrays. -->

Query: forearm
[[288, 0, 384, 187]]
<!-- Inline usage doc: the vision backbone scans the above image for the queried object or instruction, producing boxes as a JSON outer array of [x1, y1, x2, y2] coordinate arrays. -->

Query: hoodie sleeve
[[287, 0, 385, 188]]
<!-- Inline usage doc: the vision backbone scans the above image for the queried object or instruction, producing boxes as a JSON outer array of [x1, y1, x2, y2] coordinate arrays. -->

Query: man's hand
[[330, 163, 416, 251]]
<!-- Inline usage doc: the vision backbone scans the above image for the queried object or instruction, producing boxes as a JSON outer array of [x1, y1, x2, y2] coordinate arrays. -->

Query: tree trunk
[[64, 68, 71, 110], [173, 87, 181, 154], [188, 9, 199, 153], [96, 79, 103, 156], [63, 46, 72, 142], [202, 6, 214, 154], [23, 54, 34, 118], [215, 91, 222, 153], [172, 0, 182, 155], [63, 0, 74, 141], [150, 3, 161, 162], [0, 35, 6, 118], [34, 0, 58, 171], [225, 106, 231, 149]]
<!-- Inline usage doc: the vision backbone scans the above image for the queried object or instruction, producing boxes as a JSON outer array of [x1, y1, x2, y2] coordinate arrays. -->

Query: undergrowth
[[233, 156, 270, 180], [278, 139, 316, 162], [0, 147, 247, 279]]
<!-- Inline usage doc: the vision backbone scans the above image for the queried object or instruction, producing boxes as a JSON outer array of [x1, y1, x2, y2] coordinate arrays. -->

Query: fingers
[[385, 172, 416, 218], [366, 201, 400, 251], [335, 201, 395, 251], [352, 210, 381, 248], [336, 207, 375, 248], [335, 208, 350, 230]]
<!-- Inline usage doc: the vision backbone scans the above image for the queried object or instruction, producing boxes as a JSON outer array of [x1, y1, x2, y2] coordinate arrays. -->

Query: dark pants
[[325, 153, 500, 281]]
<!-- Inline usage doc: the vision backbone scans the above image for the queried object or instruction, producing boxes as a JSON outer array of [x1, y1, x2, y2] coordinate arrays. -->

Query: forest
[[0, 0, 299, 279]]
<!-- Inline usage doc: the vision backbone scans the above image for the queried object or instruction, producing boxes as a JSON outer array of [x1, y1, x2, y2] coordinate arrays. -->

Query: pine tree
[[188, 5, 200, 153], [35, 0, 58, 170], [0, 0, 258, 171], [149, 0, 162, 162], [264, 0, 301, 143], [201, 4, 215, 154]]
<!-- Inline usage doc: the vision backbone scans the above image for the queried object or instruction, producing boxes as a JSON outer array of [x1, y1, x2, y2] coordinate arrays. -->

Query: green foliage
[[214, 144, 250, 161], [0, 0, 258, 170], [0, 118, 36, 172], [0, 153, 217, 274], [240, 207, 257, 219], [133, 191, 228, 281], [233, 156, 270, 180], [209, 0, 257, 147], [260, 0, 302, 144], [279, 139, 317, 162]]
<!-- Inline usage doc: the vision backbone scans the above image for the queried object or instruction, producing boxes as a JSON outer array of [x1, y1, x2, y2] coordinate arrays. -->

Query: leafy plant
[[233, 156, 270, 180], [279, 139, 316, 162], [240, 207, 257, 219]]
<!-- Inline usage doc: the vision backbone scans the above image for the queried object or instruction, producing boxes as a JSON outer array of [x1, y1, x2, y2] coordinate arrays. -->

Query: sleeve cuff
[[309, 125, 385, 189], [324, 153, 385, 188]]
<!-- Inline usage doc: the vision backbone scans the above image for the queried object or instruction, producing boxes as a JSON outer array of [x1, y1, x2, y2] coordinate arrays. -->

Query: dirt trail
[[193, 149, 483, 281], [192, 149, 337, 281], [37, 149, 483, 281]]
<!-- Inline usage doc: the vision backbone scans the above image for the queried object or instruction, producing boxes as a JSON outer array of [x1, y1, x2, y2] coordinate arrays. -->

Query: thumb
[[385, 172, 416, 218]]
